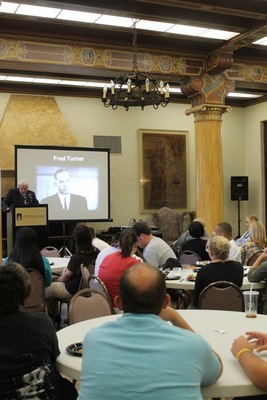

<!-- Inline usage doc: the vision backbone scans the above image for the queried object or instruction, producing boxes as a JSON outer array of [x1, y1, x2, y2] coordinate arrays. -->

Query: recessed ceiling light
[[200, 29, 238, 40], [95, 15, 134, 28], [167, 24, 207, 36], [0, 2, 19, 13], [253, 37, 267, 46], [228, 92, 262, 98], [6, 76, 34, 82], [57, 9, 101, 23], [33, 78, 61, 84], [136, 20, 174, 32], [58, 80, 88, 86], [16, 4, 60, 18]]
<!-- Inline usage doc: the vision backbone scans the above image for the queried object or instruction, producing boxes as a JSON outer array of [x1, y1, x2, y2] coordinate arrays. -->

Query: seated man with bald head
[[78, 263, 222, 400]]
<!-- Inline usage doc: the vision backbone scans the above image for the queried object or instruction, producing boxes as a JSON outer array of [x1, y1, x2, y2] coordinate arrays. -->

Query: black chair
[[198, 281, 244, 311]]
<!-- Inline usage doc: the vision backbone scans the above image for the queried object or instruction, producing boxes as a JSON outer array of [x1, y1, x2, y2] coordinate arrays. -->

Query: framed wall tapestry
[[138, 129, 188, 213]]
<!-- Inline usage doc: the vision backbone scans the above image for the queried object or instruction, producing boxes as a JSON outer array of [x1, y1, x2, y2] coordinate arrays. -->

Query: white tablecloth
[[56, 310, 267, 398]]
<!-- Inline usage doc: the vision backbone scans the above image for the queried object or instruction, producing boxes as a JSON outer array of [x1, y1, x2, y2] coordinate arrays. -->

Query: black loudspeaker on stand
[[231, 176, 249, 239]]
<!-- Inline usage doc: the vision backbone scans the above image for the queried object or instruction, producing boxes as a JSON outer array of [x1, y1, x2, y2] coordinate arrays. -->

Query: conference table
[[166, 266, 265, 290], [47, 256, 69, 274], [56, 310, 267, 398], [165, 275, 265, 291], [1, 256, 68, 273]]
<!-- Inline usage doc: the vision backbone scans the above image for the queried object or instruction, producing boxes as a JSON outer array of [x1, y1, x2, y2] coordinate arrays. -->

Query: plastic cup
[[243, 290, 259, 318]]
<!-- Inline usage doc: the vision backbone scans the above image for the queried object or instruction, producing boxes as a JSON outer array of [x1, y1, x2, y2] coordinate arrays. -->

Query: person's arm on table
[[159, 305, 194, 332], [231, 333, 267, 391], [251, 250, 267, 269]]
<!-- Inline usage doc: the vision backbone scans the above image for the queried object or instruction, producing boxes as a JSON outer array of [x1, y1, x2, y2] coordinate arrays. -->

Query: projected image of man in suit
[[41, 168, 88, 218]]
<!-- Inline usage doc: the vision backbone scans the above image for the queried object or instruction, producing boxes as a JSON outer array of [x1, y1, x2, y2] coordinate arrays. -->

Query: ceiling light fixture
[[101, 0, 169, 111]]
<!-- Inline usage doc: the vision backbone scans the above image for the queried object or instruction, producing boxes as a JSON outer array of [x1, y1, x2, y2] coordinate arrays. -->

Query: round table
[[165, 275, 264, 291], [56, 309, 267, 398]]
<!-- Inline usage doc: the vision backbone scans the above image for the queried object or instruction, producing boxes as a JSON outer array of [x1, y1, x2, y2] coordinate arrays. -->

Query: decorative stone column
[[181, 72, 234, 235]]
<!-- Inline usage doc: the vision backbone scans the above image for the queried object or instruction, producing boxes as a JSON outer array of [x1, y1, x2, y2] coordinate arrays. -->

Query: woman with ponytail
[[98, 228, 142, 304]]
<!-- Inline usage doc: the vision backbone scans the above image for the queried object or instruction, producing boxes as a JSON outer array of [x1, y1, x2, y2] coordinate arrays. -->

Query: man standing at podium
[[1, 178, 39, 213]]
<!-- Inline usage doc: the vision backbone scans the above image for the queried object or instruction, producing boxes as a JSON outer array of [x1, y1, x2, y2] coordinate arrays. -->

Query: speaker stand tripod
[[235, 197, 241, 240], [59, 222, 72, 257]]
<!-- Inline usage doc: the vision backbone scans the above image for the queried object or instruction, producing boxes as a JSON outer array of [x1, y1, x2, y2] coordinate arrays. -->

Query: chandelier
[[101, 3, 170, 111]]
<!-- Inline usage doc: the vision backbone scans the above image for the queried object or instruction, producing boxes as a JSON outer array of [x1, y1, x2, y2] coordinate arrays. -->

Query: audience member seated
[[94, 244, 119, 276], [171, 217, 209, 255], [247, 249, 267, 314], [181, 220, 210, 261], [193, 236, 243, 308], [2, 226, 52, 287], [98, 229, 142, 304], [236, 215, 259, 247], [241, 220, 266, 265], [231, 331, 267, 398], [87, 225, 110, 251], [213, 222, 241, 262], [77, 263, 222, 400], [0, 262, 78, 400], [132, 221, 177, 267], [46, 223, 99, 319]]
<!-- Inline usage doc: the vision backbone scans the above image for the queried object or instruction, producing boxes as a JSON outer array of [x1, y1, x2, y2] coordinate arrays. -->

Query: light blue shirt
[[78, 313, 220, 400]]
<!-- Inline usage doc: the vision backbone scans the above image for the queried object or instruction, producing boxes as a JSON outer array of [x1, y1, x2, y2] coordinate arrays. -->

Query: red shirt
[[98, 252, 140, 303]]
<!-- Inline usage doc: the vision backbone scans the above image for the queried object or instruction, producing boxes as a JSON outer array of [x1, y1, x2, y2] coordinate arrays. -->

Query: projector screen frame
[[15, 145, 111, 222]]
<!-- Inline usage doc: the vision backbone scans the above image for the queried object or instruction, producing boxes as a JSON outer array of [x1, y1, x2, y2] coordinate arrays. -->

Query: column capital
[[185, 104, 232, 121], [181, 72, 235, 108]]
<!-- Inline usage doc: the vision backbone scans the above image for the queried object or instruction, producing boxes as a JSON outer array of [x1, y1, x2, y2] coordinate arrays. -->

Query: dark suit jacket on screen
[[41, 193, 88, 219], [1, 188, 39, 212]]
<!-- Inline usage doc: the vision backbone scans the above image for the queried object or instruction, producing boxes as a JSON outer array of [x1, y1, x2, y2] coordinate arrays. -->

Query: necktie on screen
[[64, 197, 67, 210]]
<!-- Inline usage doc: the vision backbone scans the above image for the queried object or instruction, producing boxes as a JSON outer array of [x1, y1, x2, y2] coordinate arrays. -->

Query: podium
[[7, 204, 48, 255]]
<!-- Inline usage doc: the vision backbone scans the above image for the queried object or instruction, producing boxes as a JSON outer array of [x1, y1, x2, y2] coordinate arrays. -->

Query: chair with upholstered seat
[[40, 246, 61, 258], [79, 263, 92, 290], [198, 281, 244, 311], [88, 274, 114, 313], [246, 251, 263, 266], [20, 268, 46, 313], [178, 250, 202, 265], [69, 288, 113, 324]]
